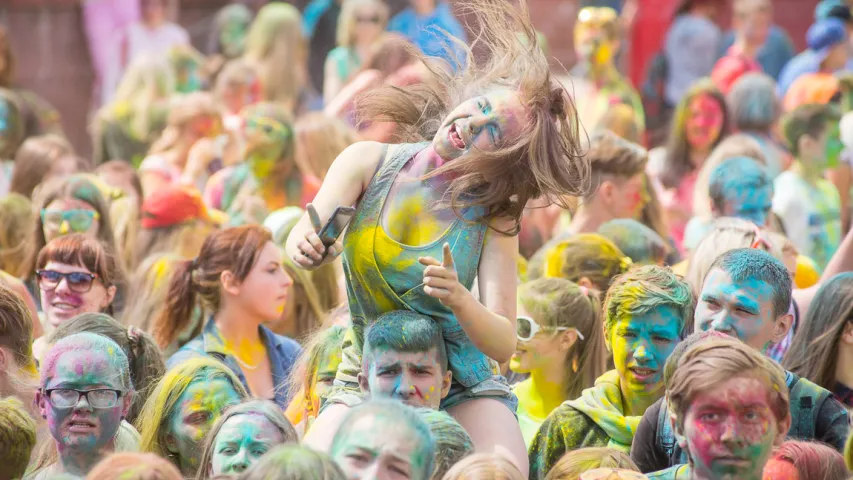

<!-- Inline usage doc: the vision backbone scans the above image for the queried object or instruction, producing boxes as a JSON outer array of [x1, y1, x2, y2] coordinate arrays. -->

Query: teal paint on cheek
[[211, 415, 282, 475], [170, 379, 242, 472]]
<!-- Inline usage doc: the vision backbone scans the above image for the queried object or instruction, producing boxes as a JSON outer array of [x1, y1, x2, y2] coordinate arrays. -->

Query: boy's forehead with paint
[[41, 339, 124, 389]]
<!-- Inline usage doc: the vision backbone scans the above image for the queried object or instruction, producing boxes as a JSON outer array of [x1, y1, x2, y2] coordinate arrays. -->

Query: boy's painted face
[[166, 378, 242, 474], [432, 88, 529, 161], [38, 348, 128, 455], [721, 184, 773, 227], [686, 94, 724, 152], [220, 18, 249, 58], [359, 347, 450, 410], [694, 268, 786, 353], [209, 413, 285, 476], [40, 261, 113, 328], [609, 305, 681, 400], [678, 375, 785, 480], [510, 303, 571, 375], [332, 414, 427, 480], [824, 122, 843, 169]]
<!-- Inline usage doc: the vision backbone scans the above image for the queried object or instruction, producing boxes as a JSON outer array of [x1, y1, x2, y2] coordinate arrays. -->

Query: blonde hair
[[214, 59, 257, 99], [86, 452, 183, 480], [294, 112, 358, 179], [692, 133, 767, 217], [518, 278, 607, 400], [538, 234, 632, 293], [356, 0, 588, 233], [545, 448, 639, 480], [442, 453, 525, 480], [667, 337, 790, 435], [244, 3, 306, 109], [136, 358, 248, 467], [336, 0, 390, 48], [110, 195, 139, 274], [0, 193, 33, 277], [103, 54, 176, 142], [148, 92, 221, 156], [685, 217, 783, 294]]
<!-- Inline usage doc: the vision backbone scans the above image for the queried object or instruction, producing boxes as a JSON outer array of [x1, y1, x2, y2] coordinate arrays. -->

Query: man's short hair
[[667, 337, 790, 429], [708, 156, 772, 213], [363, 311, 447, 372], [706, 248, 792, 318], [585, 130, 648, 200], [604, 265, 695, 338], [331, 399, 436, 480], [781, 103, 841, 157]]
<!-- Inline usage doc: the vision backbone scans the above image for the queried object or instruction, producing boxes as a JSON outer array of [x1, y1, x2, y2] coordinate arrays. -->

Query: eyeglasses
[[517, 315, 585, 342], [356, 15, 381, 24], [41, 209, 100, 234], [43, 388, 123, 409], [36, 270, 100, 293]]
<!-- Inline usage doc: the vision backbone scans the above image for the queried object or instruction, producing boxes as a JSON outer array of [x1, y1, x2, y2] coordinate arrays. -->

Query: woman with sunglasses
[[511, 277, 608, 447], [32, 234, 121, 361], [323, 0, 389, 102], [204, 102, 320, 225]]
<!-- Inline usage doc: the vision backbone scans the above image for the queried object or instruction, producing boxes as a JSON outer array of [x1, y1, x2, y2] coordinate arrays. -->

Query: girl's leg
[[447, 398, 530, 479]]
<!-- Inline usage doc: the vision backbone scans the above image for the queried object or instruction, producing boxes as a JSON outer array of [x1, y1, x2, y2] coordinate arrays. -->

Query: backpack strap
[[788, 374, 832, 440]]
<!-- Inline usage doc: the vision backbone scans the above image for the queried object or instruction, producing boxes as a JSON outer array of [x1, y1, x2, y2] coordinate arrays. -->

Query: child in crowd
[[774, 103, 843, 270]]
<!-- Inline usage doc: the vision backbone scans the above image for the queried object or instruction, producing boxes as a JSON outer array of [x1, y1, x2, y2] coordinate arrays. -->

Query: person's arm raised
[[285, 141, 385, 270], [419, 220, 518, 363]]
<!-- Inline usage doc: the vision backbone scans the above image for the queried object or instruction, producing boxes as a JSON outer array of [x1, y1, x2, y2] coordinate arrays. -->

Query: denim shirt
[[167, 319, 302, 409]]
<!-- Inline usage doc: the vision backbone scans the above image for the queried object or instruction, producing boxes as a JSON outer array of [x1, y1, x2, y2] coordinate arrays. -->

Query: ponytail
[[567, 286, 608, 400], [153, 258, 198, 350]]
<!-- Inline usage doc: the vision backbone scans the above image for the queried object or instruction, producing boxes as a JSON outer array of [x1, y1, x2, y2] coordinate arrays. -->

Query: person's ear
[[771, 313, 794, 343], [670, 410, 688, 450], [577, 277, 594, 290], [121, 391, 134, 418], [162, 431, 179, 455], [559, 329, 579, 352], [776, 412, 792, 445], [798, 134, 815, 159], [35, 389, 48, 419], [598, 181, 616, 205], [840, 321, 853, 346], [357, 371, 370, 395], [220, 270, 240, 296], [103, 285, 118, 309], [0, 348, 7, 372], [440, 370, 452, 399]]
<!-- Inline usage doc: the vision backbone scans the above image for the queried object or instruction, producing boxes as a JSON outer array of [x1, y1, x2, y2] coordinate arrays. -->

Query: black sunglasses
[[36, 270, 99, 293], [356, 15, 381, 24]]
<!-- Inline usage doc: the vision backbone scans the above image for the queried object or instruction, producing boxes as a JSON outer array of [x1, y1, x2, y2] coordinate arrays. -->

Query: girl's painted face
[[685, 94, 724, 152], [242, 115, 291, 161], [680, 375, 783, 480], [310, 347, 343, 415], [192, 115, 223, 140], [611, 173, 649, 220], [42, 197, 100, 242], [38, 348, 128, 455], [220, 19, 249, 58], [209, 413, 285, 476], [609, 305, 681, 400], [575, 25, 614, 66], [39, 261, 113, 327], [232, 242, 292, 322], [166, 378, 242, 474], [332, 415, 424, 480], [509, 304, 569, 375], [432, 88, 529, 161]]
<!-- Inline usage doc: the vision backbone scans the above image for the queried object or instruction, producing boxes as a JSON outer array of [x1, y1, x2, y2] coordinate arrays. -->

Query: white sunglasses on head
[[516, 315, 585, 342]]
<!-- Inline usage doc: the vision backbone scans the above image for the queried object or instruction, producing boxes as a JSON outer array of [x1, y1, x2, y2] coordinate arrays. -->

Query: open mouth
[[449, 123, 466, 150], [67, 418, 97, 432], [629, 367, 656, 381], [51, 302, 80, 312]]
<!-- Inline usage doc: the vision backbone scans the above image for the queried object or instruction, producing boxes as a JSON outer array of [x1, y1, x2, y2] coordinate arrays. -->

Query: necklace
[[231, 352, 261, 370]]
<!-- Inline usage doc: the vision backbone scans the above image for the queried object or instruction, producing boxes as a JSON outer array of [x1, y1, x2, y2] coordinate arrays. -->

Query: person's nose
[[54, 276, 72, 294], [59, 220, 70, 235], [74, 393, 93, 412], [633, 342, 651, 362], [229, 450, 251, 474], [394, 373, 415, 399], [709, 314, 737, 338], [720, 417, 745, 448], [467, 113, 491, 136]]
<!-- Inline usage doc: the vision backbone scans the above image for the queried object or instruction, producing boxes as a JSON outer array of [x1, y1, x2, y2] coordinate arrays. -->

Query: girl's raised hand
[[293, 203, 342, 269], [419, 243, 466, 308]]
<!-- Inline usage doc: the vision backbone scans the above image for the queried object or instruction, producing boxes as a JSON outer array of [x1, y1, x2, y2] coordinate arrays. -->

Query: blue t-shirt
[[388, 3, 467, 69]]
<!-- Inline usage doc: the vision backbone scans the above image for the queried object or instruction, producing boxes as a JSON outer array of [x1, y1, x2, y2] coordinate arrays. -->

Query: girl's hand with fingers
[[292, 203, 342, 269], [419, 243, 467, 308]]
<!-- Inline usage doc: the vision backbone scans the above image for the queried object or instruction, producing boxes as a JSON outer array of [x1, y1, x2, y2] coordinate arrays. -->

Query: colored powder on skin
[[210, 413, 284, 475]]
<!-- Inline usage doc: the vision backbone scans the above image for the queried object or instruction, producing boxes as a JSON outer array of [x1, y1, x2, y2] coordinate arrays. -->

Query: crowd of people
[[4, 0, 853, 479]]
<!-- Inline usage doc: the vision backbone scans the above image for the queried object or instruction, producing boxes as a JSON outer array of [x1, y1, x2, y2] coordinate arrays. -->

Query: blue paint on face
[[723, 184, 773, 227], [209, 413, 284, 476], [694, 268, 781, 352], [610, 305, 681, 399]]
